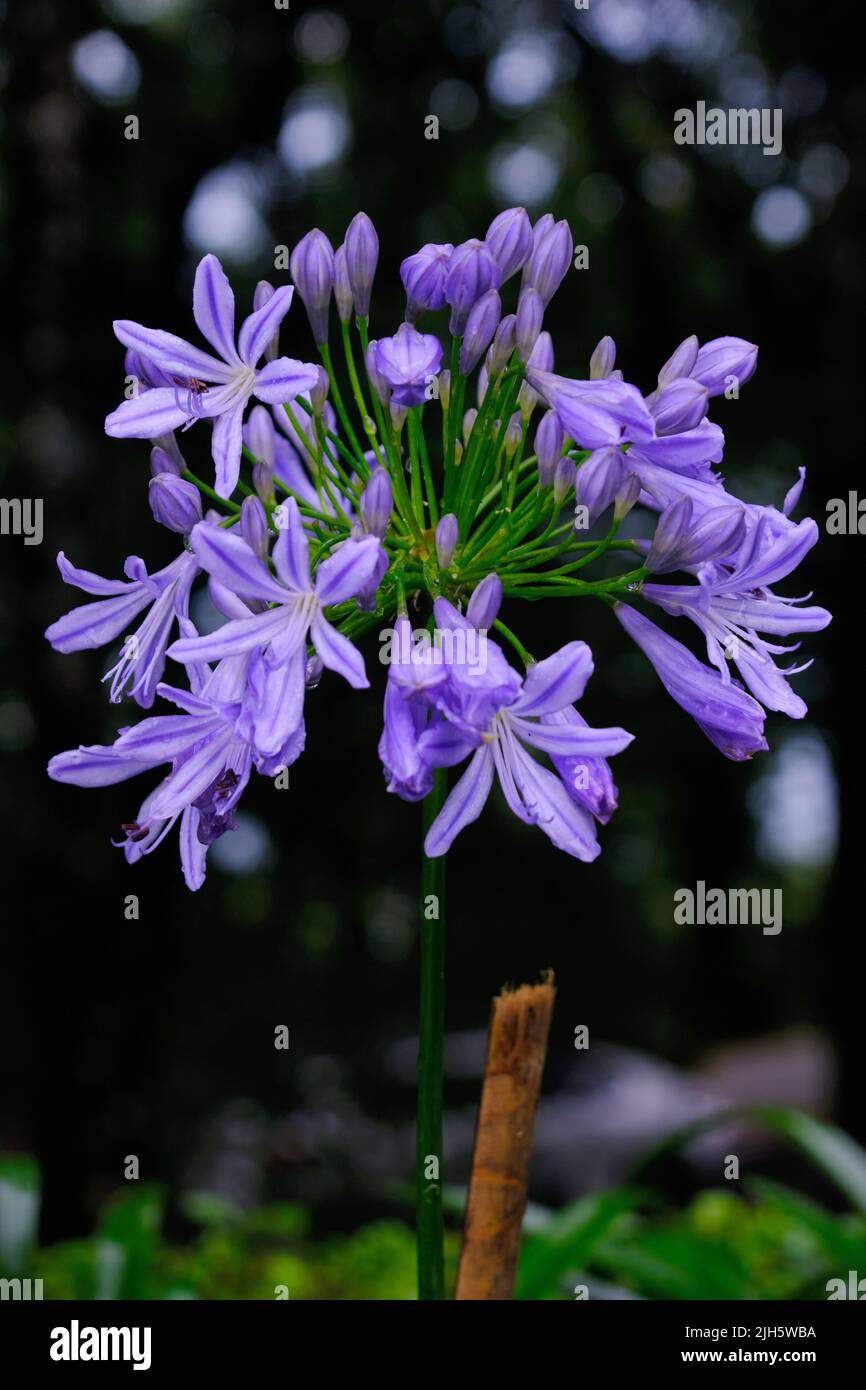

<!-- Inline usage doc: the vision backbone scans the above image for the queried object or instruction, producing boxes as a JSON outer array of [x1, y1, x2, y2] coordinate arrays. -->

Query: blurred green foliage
[[4, 1106, 866, 1300]]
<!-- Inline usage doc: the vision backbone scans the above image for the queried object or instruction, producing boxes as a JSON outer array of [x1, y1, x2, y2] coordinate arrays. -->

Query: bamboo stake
[[455, 971, 556, 1300]]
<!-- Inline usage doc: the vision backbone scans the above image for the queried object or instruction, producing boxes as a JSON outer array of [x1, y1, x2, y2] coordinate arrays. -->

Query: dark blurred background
[[0, 0, 861, 1248]]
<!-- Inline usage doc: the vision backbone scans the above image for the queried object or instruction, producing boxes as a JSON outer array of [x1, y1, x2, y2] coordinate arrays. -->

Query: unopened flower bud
[[459, 288, 501, 375], [365, 339, 391, 406], [253, 280, 280, 362], [462, 408, 478, 445], [535, 409, 563, 487], [148, 473, 202, 534], [589, 335, 617, 380], [333, 245, 354, 324], [241, 494, 269, 560], [525, 219, 573, 306], [504, 411, 522, 459], [360, 467, 393, 538], [435, 513, 458, 569], [553, 456, 576, 505], [253, 460, 274, 504], [290, 228, 335, 345], [438, 369, 451, 412], [489, 313, 517, 376], [485, 206, 532, 282], [310, 365, 330, 413], [614, 472, 641, 521], [466, 572, 502, 629], [516, 287, 543, 363], [400, 242, 453, 321], [444, 238, 502, 336], [344, 211, 379, 319], [150, 444, 182, 478]]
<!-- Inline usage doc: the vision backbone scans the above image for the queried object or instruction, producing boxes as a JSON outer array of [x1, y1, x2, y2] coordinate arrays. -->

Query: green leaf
[[95, 1185, 164, 1299], [631, 1106, 866, 1214], [515, 1189, 645, 1300], [0, 1154, 41, 1275]]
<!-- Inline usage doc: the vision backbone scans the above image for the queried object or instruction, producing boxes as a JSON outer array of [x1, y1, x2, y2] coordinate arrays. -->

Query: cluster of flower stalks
[[47, 208, 831, 889]]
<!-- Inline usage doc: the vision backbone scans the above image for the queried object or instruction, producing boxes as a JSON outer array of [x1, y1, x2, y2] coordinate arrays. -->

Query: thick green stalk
[[417, 770, 447, 1301]]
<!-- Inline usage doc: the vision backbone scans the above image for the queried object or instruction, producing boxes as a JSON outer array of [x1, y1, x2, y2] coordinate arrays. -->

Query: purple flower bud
[[435, 513, 458, 569], [589, 335, 617, 380], [253, 460, 274, 504], [458, 288, 501, 374], [390, 400, 408, 431], [518, 330, 553, 418], [504, 411, 523, 459], [400, 242, 454, 321], [516, 287, 544, 363], [364, 339, 391, 406], [573, 445, 626, 524], [360, 468, 393, 538], [614, 473, 641, 521], [333, 245, 354, 324], [246, 404, 276, 469], [290, 229, 335, 344], [657, 334, 698, 387], [240, 494, 269, 560], [444, 238, 502, 336], [521, 213, 554, 288], [525, 219, 573, 306], [148, 473, 202, 534], [462, 408, 478, 444], [310, 365, 330, 412], [438, 369, 451, 411], [650, 377, 709, 435], [253, 280, 280, 362], [345, 211, 378, 318], [535, 410, 564, 486], [149, 444, 182, 478], [489, 313, 517, 376], [376, 322, 443, 407], [691, 336, 758, 397], [485, 206, 532, 282], [645, 497, 747, 573], [553, 456, 576, 505], [466, 572, 502, 629]]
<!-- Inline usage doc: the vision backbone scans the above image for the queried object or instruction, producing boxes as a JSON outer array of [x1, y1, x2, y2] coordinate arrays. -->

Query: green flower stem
[[340, 321, 386, 472], [413, 409, 440, 527], [493, 619, 534, 667], [417, 771, 447, 1301], [182, 470, 241, 514], [319, 342, 366, 460]]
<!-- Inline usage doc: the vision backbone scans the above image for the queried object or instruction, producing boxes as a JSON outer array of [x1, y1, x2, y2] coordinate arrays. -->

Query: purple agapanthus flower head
[[375, 323, 443, 406], [106, 255, 320, 498]]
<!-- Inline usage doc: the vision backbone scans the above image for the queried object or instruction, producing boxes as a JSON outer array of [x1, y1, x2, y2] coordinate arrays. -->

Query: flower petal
[[272, 498, 311, 593], [112, 321, 233, 382], [168, 604, 290, 664], [189, 522, 287, 604], [315, 535, 383, 607], [239, 286, 295, 367], [192, 254, 240, 366], [253, 357, 321, 404], [424, 746, 494, 857], [511, 641, 594, 717], [105, 389, 192, 439], [310, 611, 369, 688]]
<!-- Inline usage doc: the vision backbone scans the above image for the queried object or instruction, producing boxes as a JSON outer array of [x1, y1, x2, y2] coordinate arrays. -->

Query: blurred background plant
[[0, 0, 860, 1297]]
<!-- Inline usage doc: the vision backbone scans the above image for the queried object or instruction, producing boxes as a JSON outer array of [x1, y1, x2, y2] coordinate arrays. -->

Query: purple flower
[[45, 547, 200, 708], [106, 255, 320, 498], [375, 323, 443, 407], [614, 602, 768, 760], [444, 239, 502, 336], [527, 368, 655, 449], [691, 336, 758, 396], [148, 473, 202, 534], [166, 501, 383, 754], [524, 218, 573, 306], [485, 206, 532, 282], [458, 289, 501, 375], [535, 410, 563, 487], [642, 515, 831, 718], [435, 513, 458, 569], [290, 229, 335, 344], [419, 629, 633, 859], [48, 655, 304, 891], [360, 468, 393, 539], [400, 242, 454, 321], [344, 211, 379, 318]]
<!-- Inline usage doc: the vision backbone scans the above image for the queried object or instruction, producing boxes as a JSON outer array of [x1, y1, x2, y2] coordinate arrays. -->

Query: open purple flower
[[45, 548, 200, 708], [106, 255, 320, 498], [166, 500, 384, 754], [375, 323, 443, 407], [419, 627, 634, 859]]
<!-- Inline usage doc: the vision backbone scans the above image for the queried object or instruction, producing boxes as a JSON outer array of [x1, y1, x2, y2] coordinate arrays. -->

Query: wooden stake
[[455, 971, 556, 1300]]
